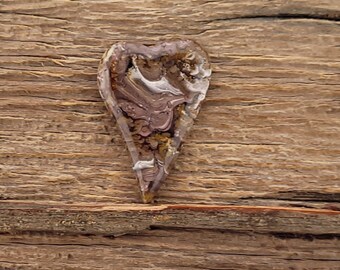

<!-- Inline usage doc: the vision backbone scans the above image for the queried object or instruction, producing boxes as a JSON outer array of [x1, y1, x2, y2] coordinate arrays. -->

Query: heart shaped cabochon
[[97, 40, 211, 203]]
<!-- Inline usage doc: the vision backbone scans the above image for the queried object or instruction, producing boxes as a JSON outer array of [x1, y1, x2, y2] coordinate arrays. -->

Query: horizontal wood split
[[1, 201, 339, 237]]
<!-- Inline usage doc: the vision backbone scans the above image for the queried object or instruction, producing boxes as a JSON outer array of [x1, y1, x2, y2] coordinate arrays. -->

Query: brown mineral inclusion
[[97, 39, 211, 203]]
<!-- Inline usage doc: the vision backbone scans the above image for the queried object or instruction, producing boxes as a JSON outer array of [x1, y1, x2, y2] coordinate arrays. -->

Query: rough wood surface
[[0, 0, 340, 269], [0, 201, 339, 236], [1, 0, 339, 205], [0, 230, 339, 270]]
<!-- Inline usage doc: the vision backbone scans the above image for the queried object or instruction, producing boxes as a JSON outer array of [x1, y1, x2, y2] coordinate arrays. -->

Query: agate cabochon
[[97, 40, 211, 203]]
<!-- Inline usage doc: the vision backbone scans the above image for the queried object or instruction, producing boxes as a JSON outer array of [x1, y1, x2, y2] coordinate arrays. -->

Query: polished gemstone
[[97, 40, 211, 203]]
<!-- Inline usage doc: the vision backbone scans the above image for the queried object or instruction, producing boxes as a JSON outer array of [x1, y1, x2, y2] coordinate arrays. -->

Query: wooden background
[[1, 0, 340, 269]]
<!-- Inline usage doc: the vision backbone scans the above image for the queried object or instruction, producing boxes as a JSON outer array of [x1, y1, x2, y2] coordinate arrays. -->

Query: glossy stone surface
[[97, 40, 211, 203]]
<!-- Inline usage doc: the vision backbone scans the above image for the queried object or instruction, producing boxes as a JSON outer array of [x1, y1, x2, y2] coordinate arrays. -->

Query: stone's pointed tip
[[142, 191, 156, 204]]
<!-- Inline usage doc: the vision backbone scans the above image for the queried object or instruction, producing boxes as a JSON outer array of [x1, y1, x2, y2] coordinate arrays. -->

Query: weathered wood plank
[[0, 1, 340, 268], [0, 229, 339, 270], [1, 0, 339, 206], [0, 201, 339, 236]]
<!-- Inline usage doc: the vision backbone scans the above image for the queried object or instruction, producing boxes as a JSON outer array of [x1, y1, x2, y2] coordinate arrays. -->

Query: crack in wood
[[0, 11, 68, 22], [243, 191, 340, 203], [271, 232, 340, 241], [202, 13, 340, 23]]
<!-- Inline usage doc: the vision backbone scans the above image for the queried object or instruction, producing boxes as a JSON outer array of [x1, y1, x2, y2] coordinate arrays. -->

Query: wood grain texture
[[0, 0, 340, 269], [0, 230, 339, 270], [0, 202, 339, 236], [1, 0, 339, 205]]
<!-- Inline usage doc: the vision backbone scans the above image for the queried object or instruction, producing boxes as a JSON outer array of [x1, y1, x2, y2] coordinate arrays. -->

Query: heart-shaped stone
[[97, 39, 211, 203]]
